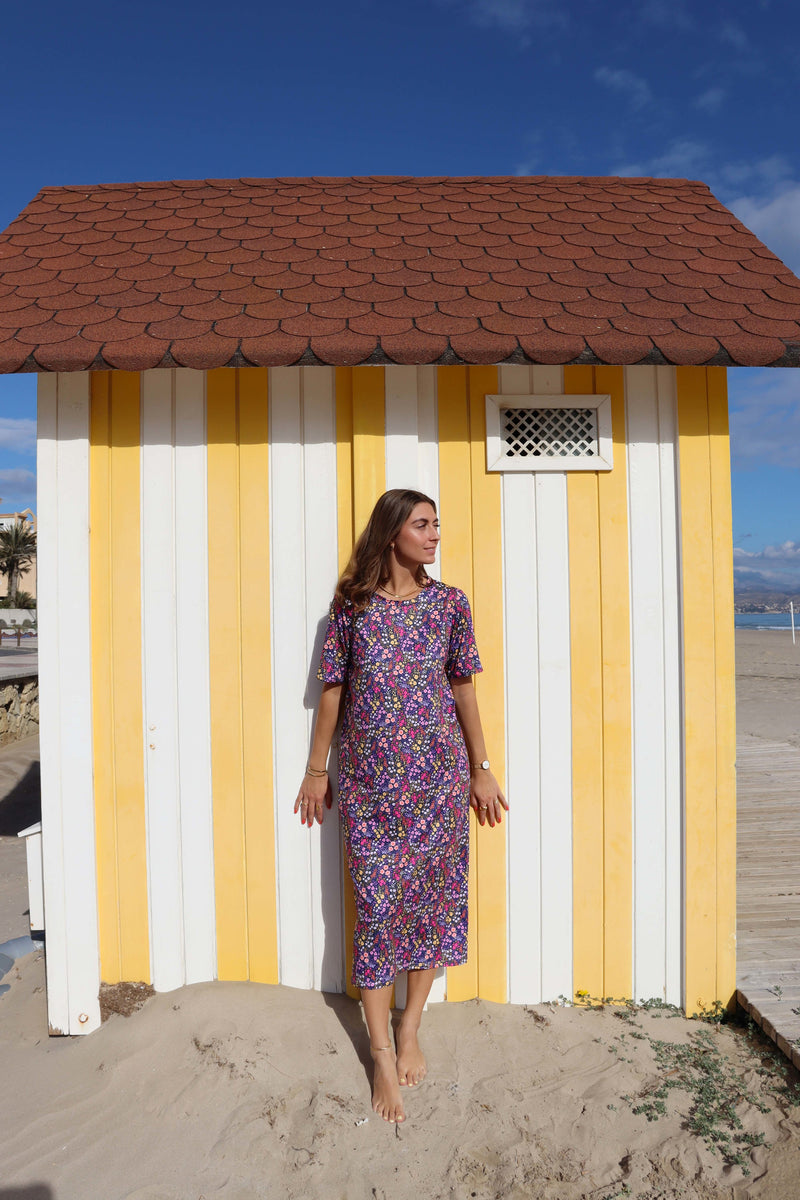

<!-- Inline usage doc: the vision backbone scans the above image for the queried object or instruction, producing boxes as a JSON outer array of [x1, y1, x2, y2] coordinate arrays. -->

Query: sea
[[734, 612, 799, 631]]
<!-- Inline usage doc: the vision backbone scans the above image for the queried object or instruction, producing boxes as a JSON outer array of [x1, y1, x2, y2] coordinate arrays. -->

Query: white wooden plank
[[302, 367, 344, 991], [417, 367, 442, 590], [38, 373, 100, 1034], [535, 472, 573, 1000], [626, 366, 668, 1001], [384, 366, 419, 490], [500, 365, 542, 1003], [141, 370, 184, 991], [655, 367, 683, 1006], [530, 365, 573, 1002], [270, 368, 315, 988], [174, 369, 216, 984], [36, 374, 68, 1032]]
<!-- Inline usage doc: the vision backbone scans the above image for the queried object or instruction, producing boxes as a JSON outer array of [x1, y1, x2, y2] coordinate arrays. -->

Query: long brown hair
[[335, 489, 437, 611]]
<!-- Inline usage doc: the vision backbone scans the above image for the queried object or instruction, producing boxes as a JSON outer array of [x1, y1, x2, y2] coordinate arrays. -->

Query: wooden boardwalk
[[736, 738, 800, 1069]]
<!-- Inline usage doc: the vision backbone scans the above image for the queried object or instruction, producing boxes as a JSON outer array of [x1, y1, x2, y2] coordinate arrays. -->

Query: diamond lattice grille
[[500, 407, 598, 458]]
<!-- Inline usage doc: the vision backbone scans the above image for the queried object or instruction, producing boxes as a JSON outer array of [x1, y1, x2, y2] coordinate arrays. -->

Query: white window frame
[[485, 393, 614, 473]]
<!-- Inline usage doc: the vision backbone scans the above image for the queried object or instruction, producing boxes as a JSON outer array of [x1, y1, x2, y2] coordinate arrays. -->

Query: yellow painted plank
[[107, 372, 149, 982], [207, 368, 249, 981], [466, 367, 507, 1003], [677, 366, 718, 1014], [335, 368, 355, 576], [352, 368, 385, 533], [707, 366, 737, 1007], [594, 365, 633, 999], [90, 373, 120, 981], [438, 367, 478, 1001], [564, 365, 605, 998], [238, 368, 279, 983]]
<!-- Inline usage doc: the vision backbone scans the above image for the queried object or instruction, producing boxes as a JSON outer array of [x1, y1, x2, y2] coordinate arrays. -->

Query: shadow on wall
[[0, 761, 40, 836], [0, 1187, 54, 1199], [304, 605, 347, 990]]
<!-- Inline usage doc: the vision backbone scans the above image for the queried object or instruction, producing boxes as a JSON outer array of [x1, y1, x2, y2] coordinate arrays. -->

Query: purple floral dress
[[316, 579, 483, 989]]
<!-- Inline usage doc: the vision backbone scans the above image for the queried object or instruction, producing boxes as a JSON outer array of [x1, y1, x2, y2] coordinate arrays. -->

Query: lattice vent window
[[500, 406, 598, 459], [485, 393, 613, 473]]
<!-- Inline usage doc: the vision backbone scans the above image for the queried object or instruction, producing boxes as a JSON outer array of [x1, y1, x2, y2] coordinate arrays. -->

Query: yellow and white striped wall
[[36, 363, 736, 1035]]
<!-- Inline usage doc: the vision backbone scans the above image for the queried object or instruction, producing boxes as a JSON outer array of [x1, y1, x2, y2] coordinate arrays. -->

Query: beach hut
[[1, 175, 798, 1036]]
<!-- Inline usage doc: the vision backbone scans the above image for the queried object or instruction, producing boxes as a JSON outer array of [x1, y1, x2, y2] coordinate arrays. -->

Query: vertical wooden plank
[[500, 366, 541, 1003], [565, 365, 605, 998], [302, 367, 344, 991], [677, 365, 717, 1014], [595, 364, 633, 999], [174, 369, 216, 985], [626, 366, 669, 1001], [140, 369, 183, 992], [384, 365, 419, 489], [352, 368, 386, 532], [335, 368, 354, 577], [270, 367, 315, 988], [207, 367, 248, 981], [708, 366, 737, 1007], [438, 367, 477, 1000], [529, 366, 573, 1003], [468, 366, 507, 1003], [108, 372, 150, 983], [89, 373, 119, 984], [239, 368, 279, 984], [39, 373, 101, 1033], [655, 367, 683, 1007]]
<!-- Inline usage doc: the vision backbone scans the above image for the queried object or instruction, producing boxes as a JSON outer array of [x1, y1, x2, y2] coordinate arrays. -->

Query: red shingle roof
[[0, 176, 799, 372]]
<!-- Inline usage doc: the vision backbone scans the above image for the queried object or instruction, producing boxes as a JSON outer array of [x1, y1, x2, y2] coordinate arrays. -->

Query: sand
[[735, 629, 800, 750], [1, 631, 799, 1200]]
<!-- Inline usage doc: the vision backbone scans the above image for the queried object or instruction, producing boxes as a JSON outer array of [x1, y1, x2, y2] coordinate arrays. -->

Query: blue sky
[[0, 0, 797, 594]]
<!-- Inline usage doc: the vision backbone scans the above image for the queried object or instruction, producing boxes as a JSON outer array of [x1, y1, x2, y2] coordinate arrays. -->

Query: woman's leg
[[396, 967, 435, 1086], [361, 983, 406, 1123]]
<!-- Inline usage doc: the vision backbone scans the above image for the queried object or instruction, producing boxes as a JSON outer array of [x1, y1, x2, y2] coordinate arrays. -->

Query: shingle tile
[[170, 333, 241, 369]]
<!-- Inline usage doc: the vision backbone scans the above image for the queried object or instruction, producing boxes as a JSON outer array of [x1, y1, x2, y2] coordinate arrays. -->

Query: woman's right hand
[[294, 772, 333, 826]]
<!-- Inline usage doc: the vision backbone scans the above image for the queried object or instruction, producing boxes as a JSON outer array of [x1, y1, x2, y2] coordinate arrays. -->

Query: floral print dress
[[316, 579, 483, 989]]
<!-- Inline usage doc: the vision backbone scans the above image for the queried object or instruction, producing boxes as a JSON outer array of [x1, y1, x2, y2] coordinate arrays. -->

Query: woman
[[294, 489, 507, 1124]]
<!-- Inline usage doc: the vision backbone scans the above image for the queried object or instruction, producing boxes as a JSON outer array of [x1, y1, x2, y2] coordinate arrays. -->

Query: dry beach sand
[[0, 628, 799, 1200]]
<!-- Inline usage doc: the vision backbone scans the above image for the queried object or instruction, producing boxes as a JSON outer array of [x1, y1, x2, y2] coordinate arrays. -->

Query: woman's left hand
[[470, 772, 508, 828]]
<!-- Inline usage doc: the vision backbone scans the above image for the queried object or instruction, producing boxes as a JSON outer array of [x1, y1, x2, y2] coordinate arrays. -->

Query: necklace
[[378, 582, 422, 600]]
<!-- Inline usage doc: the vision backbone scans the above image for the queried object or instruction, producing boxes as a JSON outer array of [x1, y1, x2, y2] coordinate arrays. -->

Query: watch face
[[481, 759, 490, 770]]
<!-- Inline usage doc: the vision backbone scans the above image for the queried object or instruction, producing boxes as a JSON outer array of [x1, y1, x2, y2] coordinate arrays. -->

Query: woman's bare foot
[[371, 1046, 406, 1123], [395, 1021, 427, 1087]]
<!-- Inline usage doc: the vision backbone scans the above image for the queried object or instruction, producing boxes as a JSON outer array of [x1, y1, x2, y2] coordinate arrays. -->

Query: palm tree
[[0, 519, 36, 601]]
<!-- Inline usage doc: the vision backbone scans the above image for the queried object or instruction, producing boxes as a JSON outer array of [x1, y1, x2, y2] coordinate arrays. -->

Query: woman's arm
[[294, 681, 344, 826], [450, 676, 508, 828]]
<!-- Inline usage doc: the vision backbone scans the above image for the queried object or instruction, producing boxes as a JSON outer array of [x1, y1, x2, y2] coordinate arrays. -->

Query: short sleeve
[[445, 588, 483, 680], [316, 598, 352, 683]]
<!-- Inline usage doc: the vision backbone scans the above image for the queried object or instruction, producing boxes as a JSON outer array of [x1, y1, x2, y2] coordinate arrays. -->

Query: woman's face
[[393, 502, 440, 566]]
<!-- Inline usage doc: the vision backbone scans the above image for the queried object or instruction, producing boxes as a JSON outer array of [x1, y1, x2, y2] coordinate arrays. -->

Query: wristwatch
[[471, 759, 490, 770]]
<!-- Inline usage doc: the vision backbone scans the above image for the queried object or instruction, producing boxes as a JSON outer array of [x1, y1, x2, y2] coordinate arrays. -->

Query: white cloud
[[638, 0, 694, 29], [733, 543, 800, 591], [727, 182, 800, 275], [694, 86, 726, 113], [0, 468, 36, 511], [0, 419, 36, 456], [729, 370, 800, 470], [594, 66, 652, 110], [721, 21, 748, 51], [440, 0, 564, 36], [611, 138, 708, 179]]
